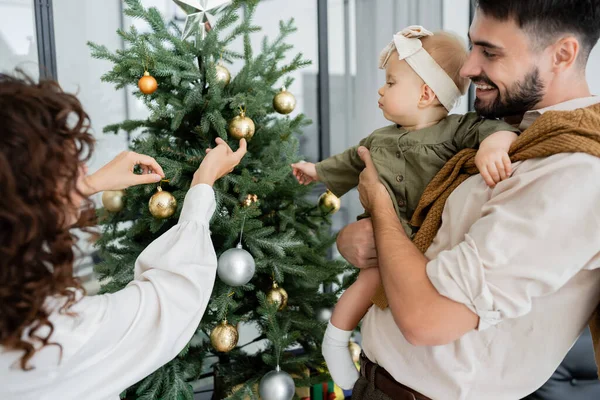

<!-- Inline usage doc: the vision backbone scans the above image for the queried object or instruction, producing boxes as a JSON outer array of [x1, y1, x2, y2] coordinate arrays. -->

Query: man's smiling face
[[460, 10, 552, 118]]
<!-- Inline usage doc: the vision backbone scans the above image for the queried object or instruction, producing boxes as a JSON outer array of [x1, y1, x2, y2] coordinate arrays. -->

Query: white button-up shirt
[[361, 96, 600, 400]]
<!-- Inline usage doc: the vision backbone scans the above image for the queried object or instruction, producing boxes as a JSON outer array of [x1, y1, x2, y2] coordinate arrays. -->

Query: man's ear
[[551, 36, 579, 72], [418, 84, 439, 108]]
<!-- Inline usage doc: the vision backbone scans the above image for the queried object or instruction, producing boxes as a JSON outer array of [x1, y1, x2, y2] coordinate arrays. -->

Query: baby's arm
[[291, 135, 371, 197], [291, 161, 319, 185], [475, 130, 519, 187]]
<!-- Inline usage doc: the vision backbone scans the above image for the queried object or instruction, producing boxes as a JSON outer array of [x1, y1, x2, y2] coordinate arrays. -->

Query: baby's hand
[[291, 161, 319, 185], [475, 147, 512, 188]]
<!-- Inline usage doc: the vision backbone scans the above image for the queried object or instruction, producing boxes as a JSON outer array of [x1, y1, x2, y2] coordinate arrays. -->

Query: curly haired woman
[[0, 72, 246, 400]]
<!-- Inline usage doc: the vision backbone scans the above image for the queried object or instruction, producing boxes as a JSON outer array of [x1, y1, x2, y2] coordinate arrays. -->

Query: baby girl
[[292, 26, 519, 389]]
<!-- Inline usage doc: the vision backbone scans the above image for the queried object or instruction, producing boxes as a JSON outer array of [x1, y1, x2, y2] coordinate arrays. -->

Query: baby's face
[[378, 55, 426, 125]]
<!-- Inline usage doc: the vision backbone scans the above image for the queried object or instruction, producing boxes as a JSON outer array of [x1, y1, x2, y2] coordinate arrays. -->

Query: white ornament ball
[[217, 243, 256, 286], [316, 307, 333, 323], [259, 367, 295, 400]]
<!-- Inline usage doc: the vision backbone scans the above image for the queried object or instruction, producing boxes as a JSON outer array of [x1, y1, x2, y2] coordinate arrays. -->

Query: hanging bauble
[[259, 366, 295, 400], [148, 186, 177, 219], [316, 307, 333, 323], [217, 243, 256, 286], [348, 341, 361, 364], [266, 281, 288, 311], [241, 194, 259, 207], [318, 190, 341, 215], [138, 71, 158, 95], [228, 109, 255, 141], [210, 319, 239, 352], [215, 64, 231, 85], [273, 86, 296, 115], [101, 190, 125, 212]]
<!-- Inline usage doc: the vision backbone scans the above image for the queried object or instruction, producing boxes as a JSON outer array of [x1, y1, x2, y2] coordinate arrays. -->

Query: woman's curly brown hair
[[0, 71, 95, 370]]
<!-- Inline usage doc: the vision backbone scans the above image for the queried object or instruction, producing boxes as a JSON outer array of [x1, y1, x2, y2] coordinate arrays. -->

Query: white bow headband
[[379, 25, 462, 112]]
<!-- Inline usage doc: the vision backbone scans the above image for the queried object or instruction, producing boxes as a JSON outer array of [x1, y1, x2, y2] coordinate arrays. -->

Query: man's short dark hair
[[476, 0, 600, 64]]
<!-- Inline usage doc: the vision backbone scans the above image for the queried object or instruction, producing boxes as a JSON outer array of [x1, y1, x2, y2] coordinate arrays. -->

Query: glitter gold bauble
[[210, 320, 239, 353], [242, 194, 258, 207], [273, 87, 296, 115], [148, 187, 177, 219], [348, 341, 361, 364], [138, 71, 158, 95], [317, 190, 341, 215], [215, 64, 231, 85], [266, 282, 288, 311], [101, 190, 125, 212], [228, 110, 255, 140]]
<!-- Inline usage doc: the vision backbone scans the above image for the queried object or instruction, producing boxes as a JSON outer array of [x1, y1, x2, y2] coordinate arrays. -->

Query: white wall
[[587, 46, 600, 94], [0, 0, 39, 79], [53, 0, 129, 177], [442, 0, 470, 114]]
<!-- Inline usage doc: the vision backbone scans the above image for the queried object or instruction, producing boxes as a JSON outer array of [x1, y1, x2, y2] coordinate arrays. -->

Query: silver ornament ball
[[217, 243, 256, 286], [259, 367, 295, 400], [316, 307, 333, 323]]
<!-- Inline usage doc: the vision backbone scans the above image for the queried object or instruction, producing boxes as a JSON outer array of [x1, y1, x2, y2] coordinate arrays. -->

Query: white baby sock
[[321, 321, 359, 390]]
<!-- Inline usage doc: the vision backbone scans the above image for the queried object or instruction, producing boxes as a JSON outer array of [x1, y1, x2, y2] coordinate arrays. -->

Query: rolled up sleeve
[[426, 154, 600, 331]]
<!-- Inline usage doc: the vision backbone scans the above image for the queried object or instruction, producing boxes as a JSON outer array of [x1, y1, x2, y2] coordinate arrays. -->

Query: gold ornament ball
[[273, 87, 296, 114], [348, 341, 361, 364], [228, 111, 255, 140], [318, 190, 341, 215], [210, 320, 239, 353], [215, 64, 231, 85], [101, 190, 125, 212], [266, 282, 288, 311], [138, 71, 158, 95], [242, 194, 259, 207], [148, 187, 177, 219]]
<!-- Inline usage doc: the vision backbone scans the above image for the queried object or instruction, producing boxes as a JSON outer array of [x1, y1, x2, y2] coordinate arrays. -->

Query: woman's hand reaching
[[82, 151, 165, 196], [192, 138, 247, 187]]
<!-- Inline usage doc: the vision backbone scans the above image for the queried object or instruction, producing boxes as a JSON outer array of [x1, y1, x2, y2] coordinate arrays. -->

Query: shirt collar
[[518, 96, 600, 131]]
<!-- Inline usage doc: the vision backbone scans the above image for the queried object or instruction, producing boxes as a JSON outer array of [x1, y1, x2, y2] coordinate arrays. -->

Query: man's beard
[[473, 68, 545, 119]]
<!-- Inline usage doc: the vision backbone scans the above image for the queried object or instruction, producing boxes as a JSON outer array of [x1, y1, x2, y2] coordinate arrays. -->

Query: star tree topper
[[173, 0, 231, 41]]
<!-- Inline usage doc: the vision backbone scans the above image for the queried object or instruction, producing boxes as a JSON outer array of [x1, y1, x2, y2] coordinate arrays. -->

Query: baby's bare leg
[[331, 267, 381, 330], [322, 267, 380, 390]]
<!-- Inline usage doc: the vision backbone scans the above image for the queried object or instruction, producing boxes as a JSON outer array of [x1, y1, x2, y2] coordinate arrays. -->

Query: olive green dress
[[315, 112, 518, 236]]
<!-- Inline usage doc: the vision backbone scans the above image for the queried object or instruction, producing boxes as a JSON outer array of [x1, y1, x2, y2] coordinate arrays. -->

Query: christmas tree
[[89, 0, 350, 399]]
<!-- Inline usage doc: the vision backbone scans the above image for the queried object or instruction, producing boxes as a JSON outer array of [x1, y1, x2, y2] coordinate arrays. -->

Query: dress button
[[398, 198, 406, 207], [396, 174, 404, 182], [396, 151, 402, 158]]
